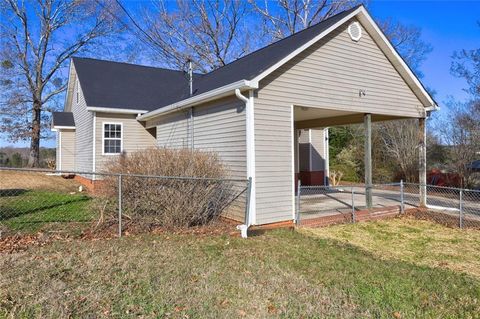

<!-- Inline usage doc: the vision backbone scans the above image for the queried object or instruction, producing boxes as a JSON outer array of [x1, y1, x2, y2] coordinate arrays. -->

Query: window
[[103, 123, 122, 154]]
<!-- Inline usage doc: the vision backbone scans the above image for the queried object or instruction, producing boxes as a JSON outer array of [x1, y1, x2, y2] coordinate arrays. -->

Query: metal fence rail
[[0, 167, 251, 238], [296, 181, 480, 229]]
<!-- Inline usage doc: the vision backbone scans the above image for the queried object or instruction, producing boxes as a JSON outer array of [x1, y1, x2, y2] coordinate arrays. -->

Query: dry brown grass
[[1, 229, 478, 318], [302, 217, 480, 278], [0, 171, 81, 193]]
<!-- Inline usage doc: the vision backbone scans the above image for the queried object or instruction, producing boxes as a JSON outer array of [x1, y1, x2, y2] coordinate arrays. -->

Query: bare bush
[[95, 148, 241, 228]]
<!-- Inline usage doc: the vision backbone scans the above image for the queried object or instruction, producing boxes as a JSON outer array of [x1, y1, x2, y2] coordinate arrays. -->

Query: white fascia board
[[250, 6, 437, 109], [355, 7, 437, 109], [63, 62, 76, 113], [52, 126, 76, 130], [138, 80, 258, 121], [86, 107, 148, 114], [250, 7, 362, 86]]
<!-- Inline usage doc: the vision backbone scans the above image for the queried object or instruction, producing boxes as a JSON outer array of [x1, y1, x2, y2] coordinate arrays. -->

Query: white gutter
[[86, 107, 148, 114], [235, 88, 256, 238], [138, 80, 258, 121], [51, 126, 76, 131]]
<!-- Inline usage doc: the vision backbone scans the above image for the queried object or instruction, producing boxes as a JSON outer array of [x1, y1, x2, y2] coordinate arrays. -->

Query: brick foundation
[[73, 175, 106, 193], [299, 206, 401, 228], [405, 207, 480, 229]]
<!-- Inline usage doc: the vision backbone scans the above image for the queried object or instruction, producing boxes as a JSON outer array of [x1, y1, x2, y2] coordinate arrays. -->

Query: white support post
[[419, 117, 427, 206], [364, 113, 373, 209]]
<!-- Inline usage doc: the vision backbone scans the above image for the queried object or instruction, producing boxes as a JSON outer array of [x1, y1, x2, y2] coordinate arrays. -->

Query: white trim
[[347, 21, 362, 41], [324, 128, 330, 185], [58, 131, 62, 171], [249, 6, 436, 109], [250, 7, 362, 87], [52, 125, 76, 130], [355, 7, 437, 108], [308, 129, 313, 172], [92, 112, 96, 175], [235, 89, 256, 226], [290, 105, 295, 220], [247, 90, 256, 226], [138, 80, 258, 121], [101, 122, 124, 155], [87, 107, 148, 114]]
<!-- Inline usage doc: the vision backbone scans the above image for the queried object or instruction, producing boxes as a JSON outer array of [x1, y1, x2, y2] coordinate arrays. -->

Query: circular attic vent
[[348, 22, 362, 41]]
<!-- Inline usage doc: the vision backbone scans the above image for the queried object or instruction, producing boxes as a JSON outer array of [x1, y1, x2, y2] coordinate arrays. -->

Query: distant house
[[52, 5, 436, 226]]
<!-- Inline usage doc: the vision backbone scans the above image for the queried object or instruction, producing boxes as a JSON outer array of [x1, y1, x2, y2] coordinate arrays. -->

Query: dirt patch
[[0, 219, 240, 253], [0, 171, 83, 193]]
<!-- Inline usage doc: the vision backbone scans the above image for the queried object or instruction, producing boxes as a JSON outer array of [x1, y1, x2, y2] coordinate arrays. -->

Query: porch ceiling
[[294, 106, 410, 129]]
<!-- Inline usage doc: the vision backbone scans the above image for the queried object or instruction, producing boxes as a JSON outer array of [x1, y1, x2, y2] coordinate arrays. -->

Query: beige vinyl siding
[[253, 101, 293, 224], [258, 18, 425, 118], [59, 130, 75, 170], [95, 113, 156, 172], [153, 111, 191, 149], [154, 96, 247, 180], [70, 75, 93, 174], [310, 129, 327, 171], [193, 96, 246, 180], [154, 96, 247, 221]]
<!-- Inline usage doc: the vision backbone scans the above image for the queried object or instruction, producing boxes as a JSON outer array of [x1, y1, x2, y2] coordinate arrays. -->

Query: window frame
[[102, 122, 123, 155]]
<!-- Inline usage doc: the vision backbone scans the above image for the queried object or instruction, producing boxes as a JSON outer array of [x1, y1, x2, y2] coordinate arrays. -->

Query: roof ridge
[[71, 56, 195, 75], [201, 4, 362, 78]]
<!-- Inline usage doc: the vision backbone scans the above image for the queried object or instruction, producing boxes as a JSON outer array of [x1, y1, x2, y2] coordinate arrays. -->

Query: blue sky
[[369, 0, 479, 103], [1, 0, 479, 148]]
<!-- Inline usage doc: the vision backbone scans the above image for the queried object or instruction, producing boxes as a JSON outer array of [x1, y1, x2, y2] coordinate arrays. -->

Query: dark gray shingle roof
[[52, 112, 75, 127], [72, 5, 360, 112]]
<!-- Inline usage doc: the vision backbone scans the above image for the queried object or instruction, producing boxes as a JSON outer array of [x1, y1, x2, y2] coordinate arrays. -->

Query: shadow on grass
[[0, 189, 28, 197], [0, 193, 91, 222]]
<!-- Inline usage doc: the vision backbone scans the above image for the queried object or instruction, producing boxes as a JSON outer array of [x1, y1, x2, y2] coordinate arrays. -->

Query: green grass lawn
[[0, 190, 92, 234], [1, 222, 479, 318]]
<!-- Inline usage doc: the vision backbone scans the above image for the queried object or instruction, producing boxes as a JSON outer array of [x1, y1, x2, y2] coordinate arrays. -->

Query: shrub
[[95, 148, 237, 228]]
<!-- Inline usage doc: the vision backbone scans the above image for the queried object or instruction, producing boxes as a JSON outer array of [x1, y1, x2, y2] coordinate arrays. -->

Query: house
[[52, 5, 437, 227]]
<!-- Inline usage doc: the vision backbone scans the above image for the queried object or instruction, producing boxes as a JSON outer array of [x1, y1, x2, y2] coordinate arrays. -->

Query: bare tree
[[378, 19, 432, 78], [377, 120, 420, 182], [250, 0, 362, 41], [0, 0, 120, 167], [136, 0, 253, 73]]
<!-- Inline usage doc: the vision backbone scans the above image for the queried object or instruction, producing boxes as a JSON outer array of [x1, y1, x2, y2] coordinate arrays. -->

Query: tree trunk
[[28, 99, 41, 167]]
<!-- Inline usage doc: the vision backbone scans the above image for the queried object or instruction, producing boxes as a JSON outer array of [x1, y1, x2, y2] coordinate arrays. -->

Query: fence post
[[118, 174, 122, 237], [400, 180, 405, 214], [244, 177, 252, 226], [296, 180, 301, 224], [351, 187, 355, 223], [459, 189, 463, 229]]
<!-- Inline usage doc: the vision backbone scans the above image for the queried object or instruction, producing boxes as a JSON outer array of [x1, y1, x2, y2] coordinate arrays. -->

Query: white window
[[103, 123, 122, 155]]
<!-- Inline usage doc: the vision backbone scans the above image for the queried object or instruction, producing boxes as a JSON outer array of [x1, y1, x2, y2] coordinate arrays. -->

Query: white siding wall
[[70, 76, 93, 173], [151, 111, 190, 149], [310, 129, 327, 171], [154, 96, 247, 180], [193, 96, 246, 180], [259, 18, 424, 118], [154, 96, 247, 221], [254, 100, 293, 224], [254, 18, 425, 224], [95, 112, 156, 172]]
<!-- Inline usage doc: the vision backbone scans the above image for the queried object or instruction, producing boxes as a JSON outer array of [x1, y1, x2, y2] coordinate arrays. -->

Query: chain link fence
[[296, 181, 480, 228], [0, 167, 250, 238]]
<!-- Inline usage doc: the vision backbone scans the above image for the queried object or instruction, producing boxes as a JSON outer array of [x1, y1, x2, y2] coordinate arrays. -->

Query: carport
[[293, 105, 429, 210]]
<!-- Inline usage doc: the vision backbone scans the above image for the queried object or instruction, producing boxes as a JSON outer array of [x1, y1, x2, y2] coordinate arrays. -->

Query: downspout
[[235, 88, 255, 238]]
